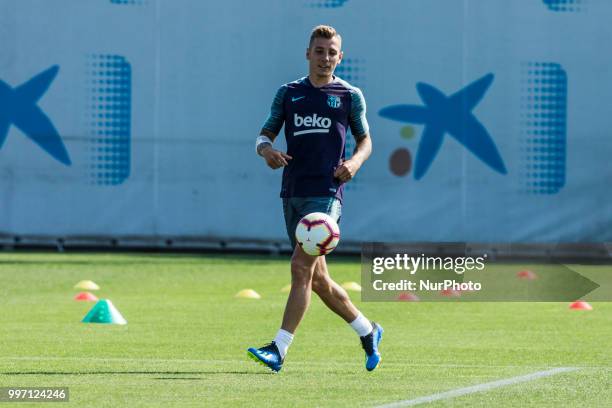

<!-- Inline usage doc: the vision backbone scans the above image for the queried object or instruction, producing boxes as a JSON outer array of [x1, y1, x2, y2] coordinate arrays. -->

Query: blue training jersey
[[261, 76, 369, 203]]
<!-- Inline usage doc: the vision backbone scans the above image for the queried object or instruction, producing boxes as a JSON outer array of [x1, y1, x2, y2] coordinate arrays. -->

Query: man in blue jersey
[[247, 25, 383, 373]]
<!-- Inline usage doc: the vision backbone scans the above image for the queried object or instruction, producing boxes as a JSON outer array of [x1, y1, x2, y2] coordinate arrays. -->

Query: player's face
[[306, 36, 343, 78]]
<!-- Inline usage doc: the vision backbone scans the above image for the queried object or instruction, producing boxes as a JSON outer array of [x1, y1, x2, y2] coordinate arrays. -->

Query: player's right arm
[[256, 85, 292, 169]]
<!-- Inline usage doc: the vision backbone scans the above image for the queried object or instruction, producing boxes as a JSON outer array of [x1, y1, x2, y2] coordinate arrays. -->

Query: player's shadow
[[2, 371, 271, 376]]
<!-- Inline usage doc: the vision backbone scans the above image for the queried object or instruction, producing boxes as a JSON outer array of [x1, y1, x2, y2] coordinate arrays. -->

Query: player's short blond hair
[[308, 25, 342, 48]]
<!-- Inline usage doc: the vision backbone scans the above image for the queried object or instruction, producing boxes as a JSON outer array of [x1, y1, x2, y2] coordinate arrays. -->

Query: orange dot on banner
[[390, 148, 412, 176]]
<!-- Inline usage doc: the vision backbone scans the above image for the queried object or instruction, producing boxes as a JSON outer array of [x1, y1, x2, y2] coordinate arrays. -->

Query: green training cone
[[82, 299, 127, 325]]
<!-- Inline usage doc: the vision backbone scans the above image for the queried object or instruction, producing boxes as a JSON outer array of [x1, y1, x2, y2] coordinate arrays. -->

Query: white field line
[[375, 367, 580, 408]]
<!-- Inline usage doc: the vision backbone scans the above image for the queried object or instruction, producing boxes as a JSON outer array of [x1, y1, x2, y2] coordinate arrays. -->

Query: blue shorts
[[283, 196, 342, 249]]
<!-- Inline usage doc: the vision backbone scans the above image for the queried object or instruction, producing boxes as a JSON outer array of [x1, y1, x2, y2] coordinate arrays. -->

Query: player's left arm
[[334, 132, 371, 182], [334, 88, 372, 183]]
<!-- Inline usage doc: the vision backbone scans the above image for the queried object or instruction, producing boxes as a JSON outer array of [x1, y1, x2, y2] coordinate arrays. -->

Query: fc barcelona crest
[[327, 95, 341, 109]]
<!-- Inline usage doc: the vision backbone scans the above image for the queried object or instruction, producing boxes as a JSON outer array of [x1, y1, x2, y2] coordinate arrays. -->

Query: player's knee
[[290, 255, 314, 285]]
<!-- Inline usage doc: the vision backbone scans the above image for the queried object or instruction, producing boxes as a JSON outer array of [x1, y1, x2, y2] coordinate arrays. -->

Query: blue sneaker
[[360, 322, 383, 371], [247, 342, 284, 373]]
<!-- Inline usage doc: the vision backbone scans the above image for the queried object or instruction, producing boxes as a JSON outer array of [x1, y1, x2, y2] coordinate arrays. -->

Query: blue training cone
[[82, 299, 127, 325]]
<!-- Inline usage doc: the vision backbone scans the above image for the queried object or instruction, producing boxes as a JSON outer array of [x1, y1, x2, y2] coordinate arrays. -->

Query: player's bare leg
[[311, 256, 359, 322], [311, 255, 384, 371], [280, 245, 319, 333], [248, 234, 383, 372], [247, 245, 317, 372]]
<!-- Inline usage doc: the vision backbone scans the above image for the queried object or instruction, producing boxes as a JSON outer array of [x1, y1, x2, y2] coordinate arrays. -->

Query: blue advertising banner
[[0, 0, 610, 244]]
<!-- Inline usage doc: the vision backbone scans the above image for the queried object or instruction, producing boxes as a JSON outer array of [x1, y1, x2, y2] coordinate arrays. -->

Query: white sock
[[273, 329, 294, 358], [350, 313, 373, 337]]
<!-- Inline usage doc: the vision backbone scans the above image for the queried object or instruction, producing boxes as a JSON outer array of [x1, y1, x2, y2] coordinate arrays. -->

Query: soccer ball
[[295, 212, 340, 256]]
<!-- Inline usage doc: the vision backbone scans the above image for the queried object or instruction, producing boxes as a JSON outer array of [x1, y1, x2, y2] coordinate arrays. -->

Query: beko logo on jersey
[[293, 113, 332, 136]]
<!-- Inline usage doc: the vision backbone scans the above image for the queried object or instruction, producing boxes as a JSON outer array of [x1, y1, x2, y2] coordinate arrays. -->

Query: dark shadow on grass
[[2, 371, 271, 376]]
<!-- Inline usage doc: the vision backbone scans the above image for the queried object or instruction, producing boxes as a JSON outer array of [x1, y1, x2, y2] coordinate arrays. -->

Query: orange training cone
[[397, 292, 420, 302], [440, 289, 461, 297], [74, 292, 98, 302], [517, 270, 538, 280], [569, 300, 592, 310]]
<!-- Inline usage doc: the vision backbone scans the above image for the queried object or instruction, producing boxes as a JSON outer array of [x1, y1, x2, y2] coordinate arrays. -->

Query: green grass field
[[0, 253, 610, 407]]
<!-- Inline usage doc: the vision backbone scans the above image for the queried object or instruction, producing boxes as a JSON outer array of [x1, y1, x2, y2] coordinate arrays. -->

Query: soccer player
[[248, 25, 382, 373]]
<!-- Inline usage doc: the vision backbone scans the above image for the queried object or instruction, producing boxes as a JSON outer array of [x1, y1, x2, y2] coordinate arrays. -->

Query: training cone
[[397, 292, 420, 302], [517, 270, 538, 280], [74, 280, 100, 290], [569, 300, 593, 310], [82, 299, 127, 324], [74, 292, 98, 302], [235, 289, 261, 299], [440, 289, 461, 297], [341, 281, 362, 292], [281, 284, 291, 293]]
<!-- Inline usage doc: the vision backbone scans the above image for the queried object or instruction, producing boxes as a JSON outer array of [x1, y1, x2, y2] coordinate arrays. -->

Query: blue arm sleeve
[[261, 85, 287, 135], [349, 88, 369, 137]]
